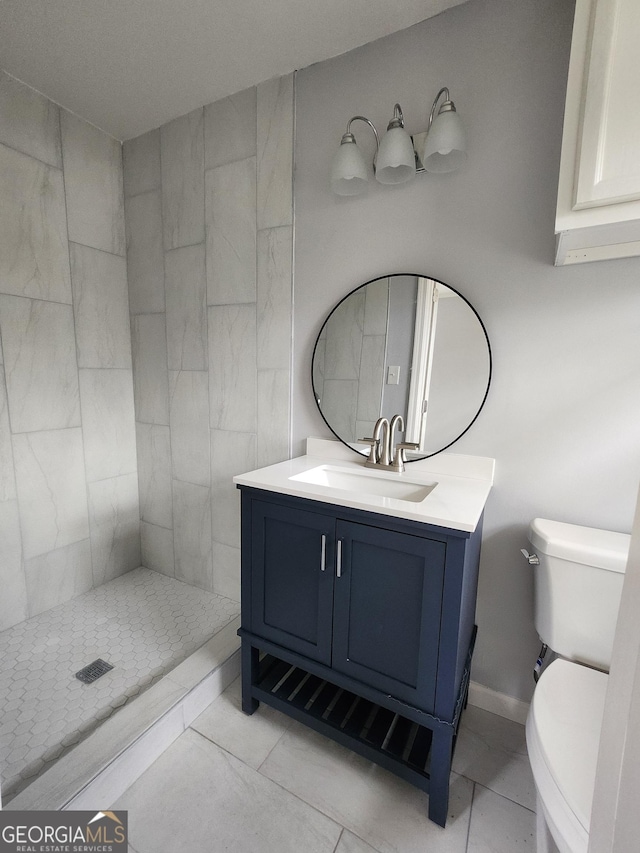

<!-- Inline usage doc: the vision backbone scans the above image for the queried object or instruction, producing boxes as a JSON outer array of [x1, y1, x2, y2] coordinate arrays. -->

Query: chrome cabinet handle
[[336, 539, 342, 578], [320, 534, 326, 571]]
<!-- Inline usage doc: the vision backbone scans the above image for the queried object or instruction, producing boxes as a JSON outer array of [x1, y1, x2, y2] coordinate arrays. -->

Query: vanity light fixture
[[375, 104, 416, 186], [422, 87, 467, 173], [330, 86, 467, 196], [330, 115, 379, 196]]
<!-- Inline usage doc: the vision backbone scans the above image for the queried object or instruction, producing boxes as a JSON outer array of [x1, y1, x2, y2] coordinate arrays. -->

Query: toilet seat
[[526, 659, 608, 853]]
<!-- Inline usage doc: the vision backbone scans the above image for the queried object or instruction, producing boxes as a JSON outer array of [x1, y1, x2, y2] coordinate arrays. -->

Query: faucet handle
[[358, 436, 379, 464], [394, 441, 420, 464]]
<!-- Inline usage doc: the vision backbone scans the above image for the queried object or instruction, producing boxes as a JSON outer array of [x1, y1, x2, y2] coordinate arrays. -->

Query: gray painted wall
[[292, 0, 640, 701]]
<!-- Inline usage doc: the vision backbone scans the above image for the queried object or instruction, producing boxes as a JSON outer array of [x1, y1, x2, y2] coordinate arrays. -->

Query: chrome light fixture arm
[[342, 115, 380, 158], [387, 103, 406, 130], [428, 87, 455, 131]]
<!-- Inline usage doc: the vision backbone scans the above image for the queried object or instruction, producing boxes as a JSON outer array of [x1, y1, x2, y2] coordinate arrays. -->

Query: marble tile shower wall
[[0, 72, 140, 633], [123, 76, 294, 602], [314, 279, 389, 444]]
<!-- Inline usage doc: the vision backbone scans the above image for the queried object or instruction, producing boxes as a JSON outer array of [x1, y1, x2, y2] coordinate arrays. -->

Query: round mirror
[[311, 274, 492, 460]]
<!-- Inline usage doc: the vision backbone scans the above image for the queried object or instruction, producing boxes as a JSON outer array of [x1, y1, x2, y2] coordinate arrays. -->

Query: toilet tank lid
[[529, 518, 630, 573]]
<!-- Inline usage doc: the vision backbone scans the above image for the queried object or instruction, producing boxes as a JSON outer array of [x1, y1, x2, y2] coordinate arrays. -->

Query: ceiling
[[0, 0, 468, 141]]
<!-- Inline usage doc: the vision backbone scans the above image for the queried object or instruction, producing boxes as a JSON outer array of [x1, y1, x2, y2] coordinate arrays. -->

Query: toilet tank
[[529, 518, 629, 671]]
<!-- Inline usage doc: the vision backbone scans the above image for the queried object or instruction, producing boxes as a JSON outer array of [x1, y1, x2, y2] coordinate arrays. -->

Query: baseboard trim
[[468, 680, 530, 725]]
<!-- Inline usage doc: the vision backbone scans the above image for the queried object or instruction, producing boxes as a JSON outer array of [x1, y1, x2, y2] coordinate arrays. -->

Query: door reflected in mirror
[[312, 274, 491, 460]]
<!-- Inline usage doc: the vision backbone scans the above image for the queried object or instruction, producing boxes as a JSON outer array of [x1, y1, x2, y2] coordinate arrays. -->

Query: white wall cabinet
[[555, 0, 640, 265]]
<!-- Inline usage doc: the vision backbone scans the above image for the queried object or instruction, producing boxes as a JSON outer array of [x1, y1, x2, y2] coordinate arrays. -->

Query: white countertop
[[233, 438, 495, 533]]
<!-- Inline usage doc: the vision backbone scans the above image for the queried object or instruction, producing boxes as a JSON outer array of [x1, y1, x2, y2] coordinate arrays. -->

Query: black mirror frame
[[311, 273, 493, 461]]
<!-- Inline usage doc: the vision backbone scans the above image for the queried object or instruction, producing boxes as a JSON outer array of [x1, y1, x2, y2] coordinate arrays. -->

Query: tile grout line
[[0, 311, 30, 626], [123, 186, 160, 203], [254, 717, 292, 774], [469, 779, 537, 815], [255, 754, 346, 841], [0, 136, 63, 171], [67, 238, 127, 261], [155, 125, 175, 581], [251, 724, 417, 853], [331, 827, 344, 853], [184, 725, 347, 842], [60, 101, 99, 596], [191, 718, 355, 841], [464, 780, 476, 853]]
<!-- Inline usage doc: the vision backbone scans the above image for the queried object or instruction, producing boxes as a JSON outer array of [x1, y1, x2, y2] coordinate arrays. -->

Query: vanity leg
[[428, 728, 454, 827], [241, 639, 259, 715]]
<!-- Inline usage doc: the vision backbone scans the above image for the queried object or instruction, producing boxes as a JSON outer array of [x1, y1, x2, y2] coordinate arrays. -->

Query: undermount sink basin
[[234, 439, 495, 530], [289, 465, 437, 503]]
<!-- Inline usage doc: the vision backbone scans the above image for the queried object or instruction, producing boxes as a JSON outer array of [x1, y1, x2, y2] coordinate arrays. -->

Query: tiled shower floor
[[0, 567, 240, 802]]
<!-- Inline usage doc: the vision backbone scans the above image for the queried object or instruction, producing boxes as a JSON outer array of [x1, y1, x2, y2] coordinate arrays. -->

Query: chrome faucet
[[389, 414, 404, 463], [373, 417, 390, 465], [359, 415, 419, 473]]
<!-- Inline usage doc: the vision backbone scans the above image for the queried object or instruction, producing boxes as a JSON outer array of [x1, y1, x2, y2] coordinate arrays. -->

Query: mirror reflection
[[312, 274, 491, 459]]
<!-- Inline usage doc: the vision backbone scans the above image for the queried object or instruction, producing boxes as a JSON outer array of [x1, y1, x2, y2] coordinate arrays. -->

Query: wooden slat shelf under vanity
[[251, 649, 472, 797]]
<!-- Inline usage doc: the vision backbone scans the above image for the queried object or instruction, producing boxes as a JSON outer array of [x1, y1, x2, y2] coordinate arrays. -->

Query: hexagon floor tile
[[0, 568, 239, 802]]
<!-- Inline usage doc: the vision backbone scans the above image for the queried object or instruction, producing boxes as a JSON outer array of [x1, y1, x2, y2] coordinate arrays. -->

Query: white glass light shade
[[422, 110, 467, 173], [375, 126, 416, 185], [331, 139, 369, 196]]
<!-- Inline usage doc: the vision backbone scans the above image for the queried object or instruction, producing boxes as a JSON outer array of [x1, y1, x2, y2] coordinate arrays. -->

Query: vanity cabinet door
[[332, 520, 446, 709], [251, 500, 336, 665]]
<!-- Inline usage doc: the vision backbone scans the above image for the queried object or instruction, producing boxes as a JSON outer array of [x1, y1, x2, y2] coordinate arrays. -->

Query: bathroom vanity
[[235, 439, 494, 827]]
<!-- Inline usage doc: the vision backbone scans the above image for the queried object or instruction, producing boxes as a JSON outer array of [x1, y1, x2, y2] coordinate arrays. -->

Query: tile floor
[[0, 568, 240, 801], [114, 678, 536, 853]]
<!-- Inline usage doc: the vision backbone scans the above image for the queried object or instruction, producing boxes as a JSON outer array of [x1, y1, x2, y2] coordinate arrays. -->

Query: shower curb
[[6, 616, 241, 812]]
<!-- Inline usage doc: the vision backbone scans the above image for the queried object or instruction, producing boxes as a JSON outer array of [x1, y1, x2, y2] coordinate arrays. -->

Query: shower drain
[[75, 658, 114, 684]]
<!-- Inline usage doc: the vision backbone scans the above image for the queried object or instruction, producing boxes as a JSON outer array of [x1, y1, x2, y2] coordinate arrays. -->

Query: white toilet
[[525, 518, 630, 853]]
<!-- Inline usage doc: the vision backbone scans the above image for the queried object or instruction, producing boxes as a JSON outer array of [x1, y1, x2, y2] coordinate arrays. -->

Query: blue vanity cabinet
[[332, 520, 445, 709], [239, 486, 482, 828], [250, 499, 336, 665]]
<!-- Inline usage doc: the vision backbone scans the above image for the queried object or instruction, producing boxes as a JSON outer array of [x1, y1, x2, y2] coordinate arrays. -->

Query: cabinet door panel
[[251, 500, 335, 664], [575, 0, 640, 208], [333, 520, 445, 709]]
